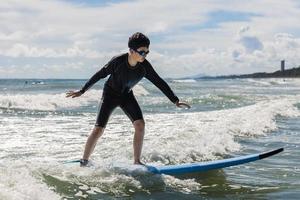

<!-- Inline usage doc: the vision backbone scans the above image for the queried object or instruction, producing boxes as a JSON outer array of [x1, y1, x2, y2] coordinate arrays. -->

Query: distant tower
[[281, 60, 285, 72]]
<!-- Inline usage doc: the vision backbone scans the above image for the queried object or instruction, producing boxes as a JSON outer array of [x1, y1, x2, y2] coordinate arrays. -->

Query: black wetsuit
[[80, 53, 179, 127]]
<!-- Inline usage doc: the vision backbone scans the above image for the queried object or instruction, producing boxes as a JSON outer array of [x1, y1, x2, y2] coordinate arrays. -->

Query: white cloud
[[0, 0, 300, 78], [0, 61, 93, 79], [237, 26, 264, 53], [148, 26, 300, 77]]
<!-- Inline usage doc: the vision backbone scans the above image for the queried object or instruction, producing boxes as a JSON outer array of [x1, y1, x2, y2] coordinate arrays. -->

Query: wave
[[0, 89, 102, 111], [0, 85, 150, 112], [140, 93, 254, 114], [245, 79, 273, 86], [245, 78, 292, 86], [0, 163, 60, 200], [132, 84, 149, 96], [0, 95, 299, 199], [172, 79, 197, 83], [140, 96, 300, 164]]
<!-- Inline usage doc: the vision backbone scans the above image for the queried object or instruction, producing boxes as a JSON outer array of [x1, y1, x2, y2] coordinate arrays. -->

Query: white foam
[[0, 86, 149, 111], [1, 95, 300, 198], [173, 79, 197, 83], [139, 95, 300, 164], [0, 163, 60, 200], [0, 89, 102, 111], [1, 95, 299, 165], [245, 78, 300, 87], [245, 78, 273, 86], [132, 84, 149, 96]]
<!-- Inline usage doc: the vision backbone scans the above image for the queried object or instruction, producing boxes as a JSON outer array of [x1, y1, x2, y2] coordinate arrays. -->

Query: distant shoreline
[[213, 66, 300, 79]]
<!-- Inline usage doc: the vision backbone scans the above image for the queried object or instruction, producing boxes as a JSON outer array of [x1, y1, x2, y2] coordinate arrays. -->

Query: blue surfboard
[[64, 148, 283, 175], [145, 148, 283, 175]]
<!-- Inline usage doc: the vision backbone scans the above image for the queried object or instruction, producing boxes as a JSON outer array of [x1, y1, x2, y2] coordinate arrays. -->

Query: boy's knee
[[134, 120, 145, 132], [93, 126, 104, 136]]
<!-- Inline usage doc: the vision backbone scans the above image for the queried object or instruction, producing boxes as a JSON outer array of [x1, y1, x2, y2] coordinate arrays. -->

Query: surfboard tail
[[63, 160, 81, 164]]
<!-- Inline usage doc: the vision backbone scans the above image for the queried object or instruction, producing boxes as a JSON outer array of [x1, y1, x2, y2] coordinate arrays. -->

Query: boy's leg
[[120, 92, 145, 164]]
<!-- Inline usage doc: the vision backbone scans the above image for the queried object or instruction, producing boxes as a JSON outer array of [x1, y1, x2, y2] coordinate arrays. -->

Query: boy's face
[[132, 46, 149, 62]]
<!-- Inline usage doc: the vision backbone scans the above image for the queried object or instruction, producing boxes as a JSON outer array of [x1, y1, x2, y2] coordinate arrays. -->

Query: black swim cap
[[128, 32, 150, 50]]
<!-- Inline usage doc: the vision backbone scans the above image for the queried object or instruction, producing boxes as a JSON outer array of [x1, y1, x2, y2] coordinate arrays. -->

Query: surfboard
[[64, 148, 283, 175], [145, 148, 284, 175]]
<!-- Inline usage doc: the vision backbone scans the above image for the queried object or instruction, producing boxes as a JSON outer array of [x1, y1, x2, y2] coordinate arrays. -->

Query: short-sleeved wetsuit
[[80, 53, 179, 127]]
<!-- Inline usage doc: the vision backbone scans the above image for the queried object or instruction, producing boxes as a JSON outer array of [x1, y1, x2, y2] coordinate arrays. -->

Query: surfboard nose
[[259, 148, 284, 159]]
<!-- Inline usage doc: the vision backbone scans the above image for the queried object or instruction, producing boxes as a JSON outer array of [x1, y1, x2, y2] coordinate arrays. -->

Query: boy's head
[[128, 32, 150, 62], [128, 32, 150, 50]]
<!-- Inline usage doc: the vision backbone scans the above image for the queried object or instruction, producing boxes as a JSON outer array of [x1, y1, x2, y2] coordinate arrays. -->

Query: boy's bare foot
[[80, 159, 89, 167], [134, 160, 145, 165]]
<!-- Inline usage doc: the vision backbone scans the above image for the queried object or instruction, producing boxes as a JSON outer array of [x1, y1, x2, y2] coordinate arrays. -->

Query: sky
[[1, 0, 300, 79]]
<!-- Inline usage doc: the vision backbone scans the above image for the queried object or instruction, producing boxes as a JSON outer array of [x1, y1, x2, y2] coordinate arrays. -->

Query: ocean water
[[0, 78, 299, 200]]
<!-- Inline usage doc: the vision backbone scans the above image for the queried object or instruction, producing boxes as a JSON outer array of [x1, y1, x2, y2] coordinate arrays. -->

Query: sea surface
[[0, 78, 299, 200]]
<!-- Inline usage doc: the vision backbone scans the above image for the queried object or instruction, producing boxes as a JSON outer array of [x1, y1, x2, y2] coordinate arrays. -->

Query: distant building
[[281, 60, 285, 72]]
